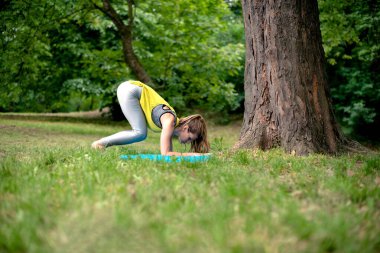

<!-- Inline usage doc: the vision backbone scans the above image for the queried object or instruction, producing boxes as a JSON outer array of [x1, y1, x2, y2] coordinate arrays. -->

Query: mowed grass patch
[[1, 117, 379, 253]]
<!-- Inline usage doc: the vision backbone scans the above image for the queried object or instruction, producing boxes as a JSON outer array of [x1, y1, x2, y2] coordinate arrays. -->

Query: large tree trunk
[[95, 0, 152, 85], [234, 0, 350, 155]]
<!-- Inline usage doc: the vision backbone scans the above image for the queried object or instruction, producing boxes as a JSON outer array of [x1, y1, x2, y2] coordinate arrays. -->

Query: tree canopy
[[0, 0, 244, 117]]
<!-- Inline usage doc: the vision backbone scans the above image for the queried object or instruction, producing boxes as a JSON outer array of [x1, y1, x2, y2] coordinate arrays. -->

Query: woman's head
[[177, 114, 210, 153]]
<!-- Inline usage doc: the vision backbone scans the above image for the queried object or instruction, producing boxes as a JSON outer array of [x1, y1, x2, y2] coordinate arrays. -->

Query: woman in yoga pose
[[91, 80, 210, 156]]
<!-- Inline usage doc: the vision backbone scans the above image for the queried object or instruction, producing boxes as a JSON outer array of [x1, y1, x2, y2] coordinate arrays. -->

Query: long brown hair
[[178, 114, 210, 153]]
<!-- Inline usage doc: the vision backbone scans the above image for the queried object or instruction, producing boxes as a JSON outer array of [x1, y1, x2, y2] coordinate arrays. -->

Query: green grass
[[1, 117, 379, 253]]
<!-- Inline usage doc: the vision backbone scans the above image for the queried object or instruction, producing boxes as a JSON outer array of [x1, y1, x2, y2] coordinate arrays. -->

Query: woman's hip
[[117, 81, 142, 100]]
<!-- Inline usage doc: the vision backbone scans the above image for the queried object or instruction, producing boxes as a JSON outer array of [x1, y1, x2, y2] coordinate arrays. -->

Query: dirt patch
[[0, 110, 112, 125], [0, 109, 109, 119], [0, 124, 42, 136], [0, 149, 6, 158], [0, 125, 16, 129]]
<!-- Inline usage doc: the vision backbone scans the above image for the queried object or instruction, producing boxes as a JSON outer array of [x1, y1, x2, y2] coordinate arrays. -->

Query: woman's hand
[[91, 140, 105, 150]]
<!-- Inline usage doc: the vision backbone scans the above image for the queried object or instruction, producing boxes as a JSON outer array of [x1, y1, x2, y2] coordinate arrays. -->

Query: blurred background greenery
[[1, 0, 379, 141]]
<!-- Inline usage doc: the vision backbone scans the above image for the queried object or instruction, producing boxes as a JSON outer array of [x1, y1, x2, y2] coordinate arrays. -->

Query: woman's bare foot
[[91, 140, 105, 150]]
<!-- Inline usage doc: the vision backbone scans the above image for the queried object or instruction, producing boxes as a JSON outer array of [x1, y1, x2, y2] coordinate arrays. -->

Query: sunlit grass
[[1, 117, 379, 253]]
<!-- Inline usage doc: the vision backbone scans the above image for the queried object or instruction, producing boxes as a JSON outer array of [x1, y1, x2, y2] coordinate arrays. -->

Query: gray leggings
[[98, 81, 147, 147]]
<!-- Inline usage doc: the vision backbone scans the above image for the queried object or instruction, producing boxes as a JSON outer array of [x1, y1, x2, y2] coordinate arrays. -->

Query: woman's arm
[[160, 114, 205, 156]]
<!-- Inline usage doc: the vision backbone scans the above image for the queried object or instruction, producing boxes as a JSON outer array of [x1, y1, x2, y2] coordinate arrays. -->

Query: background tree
[[91, 0, 152, 85], [235, 0, 356, 154], [132, 0, 244, 117], [0, 0, 244, 118], [88, 0, 245, 119]]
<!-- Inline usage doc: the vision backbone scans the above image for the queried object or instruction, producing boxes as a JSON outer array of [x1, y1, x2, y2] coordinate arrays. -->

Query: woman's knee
[[135, 130, 147, 142]]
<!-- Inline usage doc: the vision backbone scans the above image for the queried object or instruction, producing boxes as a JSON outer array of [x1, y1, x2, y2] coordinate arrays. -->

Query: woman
[[91, 80, 210, 156]]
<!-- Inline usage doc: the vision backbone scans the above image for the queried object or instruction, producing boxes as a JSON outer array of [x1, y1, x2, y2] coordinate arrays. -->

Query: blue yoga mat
[[120, 154, 211, 163]]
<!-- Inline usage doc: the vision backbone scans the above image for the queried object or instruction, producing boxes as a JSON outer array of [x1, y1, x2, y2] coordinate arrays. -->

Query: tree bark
[[235, 0, 350, 155], [95, 0, 152, 85]]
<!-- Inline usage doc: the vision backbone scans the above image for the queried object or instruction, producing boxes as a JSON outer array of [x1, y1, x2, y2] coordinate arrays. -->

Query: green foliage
[[1, 117, 379, 253], [0, 0, 128, 112], [0, 0, 61, 111], [0, 0, 244, 116], [131, 0, 244, 114], [319, 0, 380, 137]]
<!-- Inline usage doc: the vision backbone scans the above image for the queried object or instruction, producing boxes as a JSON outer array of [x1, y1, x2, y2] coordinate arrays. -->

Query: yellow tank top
[[129, 80, 179, 132]]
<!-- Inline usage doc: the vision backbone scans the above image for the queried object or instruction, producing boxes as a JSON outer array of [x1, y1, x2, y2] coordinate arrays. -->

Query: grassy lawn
[[1, 116, 379, 253]]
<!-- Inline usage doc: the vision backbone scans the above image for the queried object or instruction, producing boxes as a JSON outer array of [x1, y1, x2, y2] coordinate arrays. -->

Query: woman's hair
[[178, 114, 210, 153]]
